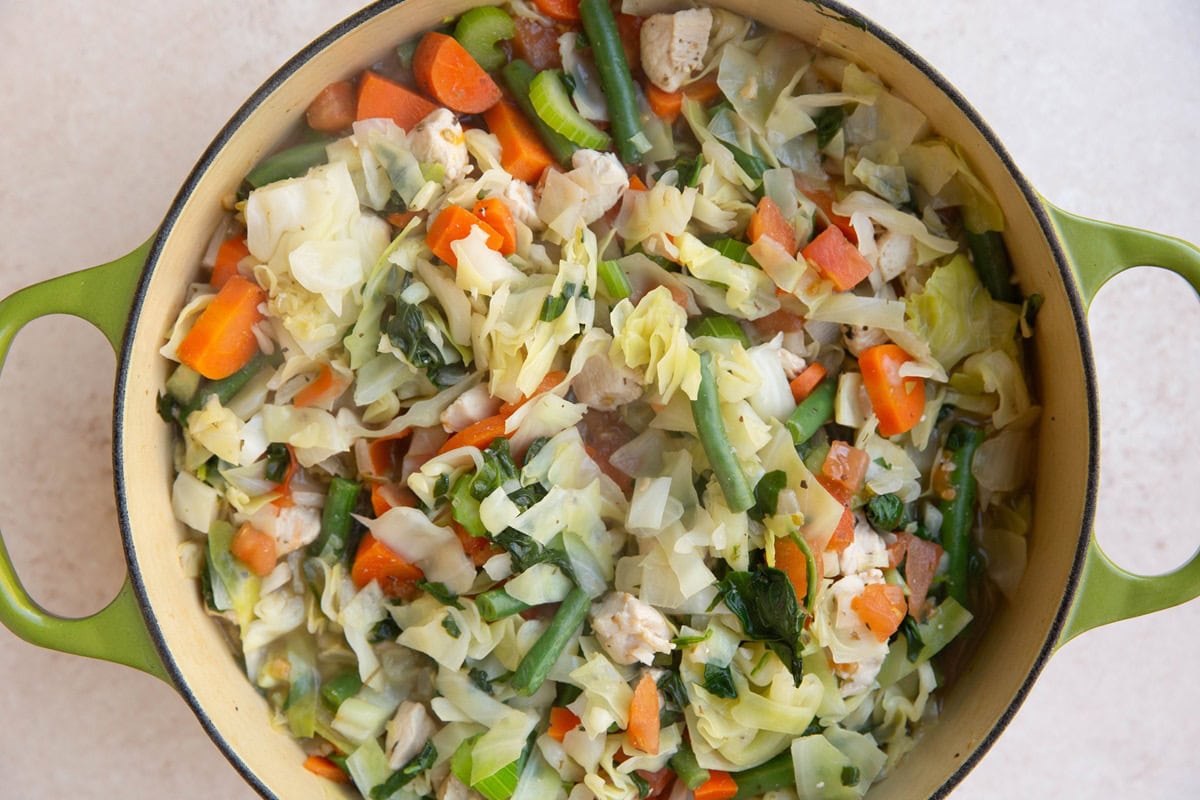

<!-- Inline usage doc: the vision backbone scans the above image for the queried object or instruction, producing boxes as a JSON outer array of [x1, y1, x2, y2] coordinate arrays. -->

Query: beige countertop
[[1, 1, 1198, 797]]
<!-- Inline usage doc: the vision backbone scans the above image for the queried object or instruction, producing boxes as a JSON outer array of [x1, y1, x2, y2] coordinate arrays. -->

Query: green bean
[[311, 477, 363, 561], [668, 740, 710, 790], [511, 586, 590, 695], [966, 230, 1021, 303], [788, 531, 818, 615], [501, 60, 581, 165], [938, 422, 985, 608], [181, 353, 267, 422], [687, 314, 751, 347], [476, 588, 531, 622], [244, 139, 330, 189], [579, 0, 649, 164], [784, 377, 836, 446], [691, 351, 755, 512], [732, 750, 795, 799]]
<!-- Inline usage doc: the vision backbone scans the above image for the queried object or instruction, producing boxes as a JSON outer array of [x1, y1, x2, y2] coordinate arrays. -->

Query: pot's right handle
[[1045, 202, 1200, 647], [0, 242, 171, 683]]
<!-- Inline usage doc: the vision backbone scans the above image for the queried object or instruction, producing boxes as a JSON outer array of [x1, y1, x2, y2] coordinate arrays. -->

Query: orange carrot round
[[694, 770, 738, 800], [303, 755, 350, 784], [292, 363, 349, 409], [177, 274, 265, 380], [356, 70, 438, 130], [627, 672, 660, 755], [483, 100, 556, 183], [306, 80, 357, 133], [426, 205, 503, 267], [413, 32, 502, 114], [473, 197, 518, 256], [858, 343, 926, 437], [789, 361, 827, 403], [230, 523, 277, 577], [351, 532, 425, 598], [532, 0, 581, 22], [800, 187, 858, 244], [645, 82, 683, 123], [437, 413, 509, 454], [211, 235, 249, 290]]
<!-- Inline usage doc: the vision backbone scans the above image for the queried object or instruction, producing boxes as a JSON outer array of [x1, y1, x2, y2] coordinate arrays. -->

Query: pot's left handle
[[0, 242, 171, 683], [1045, 202, 1200, 647]]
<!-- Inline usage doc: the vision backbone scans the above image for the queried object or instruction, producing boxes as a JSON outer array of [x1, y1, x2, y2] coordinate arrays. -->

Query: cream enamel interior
[[117, 2, 1094, 798]]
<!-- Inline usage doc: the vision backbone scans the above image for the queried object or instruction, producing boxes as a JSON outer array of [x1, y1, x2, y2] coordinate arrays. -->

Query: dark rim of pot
[[111, 1, 1099, 798]]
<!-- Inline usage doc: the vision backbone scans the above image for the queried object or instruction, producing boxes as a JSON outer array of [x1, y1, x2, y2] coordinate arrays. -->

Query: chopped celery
[[165, 363, 201, 404], [454, 6, 516, 72], [451, 736, 523, 800], [711, 237, 759, 267], [876, 598, 973, 686], [529, 70, 611, 150], [320, 670, 363, 711], [597, 259, 632, 300]]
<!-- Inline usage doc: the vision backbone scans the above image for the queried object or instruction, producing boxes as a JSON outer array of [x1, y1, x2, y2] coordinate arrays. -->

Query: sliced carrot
[[413, 32, 502, 114], [695, 770, 738, 800], [748, 196, 798, 256], [426, 205, 503, 268], [498, 370, 567, 416], [306, 80, 357, 134], [683, 74, 723, 105], [802, 224, 872, 292], [645, 82, 683, 123], [852, 583, 908, 641], [177, 274, 265, 380], [627, 174, 649, 192], [858, 344, 926, 437], [437, 413, 508, 455], [483, 100, 557, 183], [532, 0, 580, 22], [627, 673, 660, 755], [453, 521, 503, 567], [351, 532, 425, 599], [386, 210, 420, 229], [826, 506, 855, 553], [547, 706, 582, 742], [230, 523, 277, 578], [473, 197, 518, 256], [303, 754, 351, 784], [774, 535, 809, 607], [789, 362, 827, 403], [293, 364, 349, 410], [370, 482, 417, 518], [800, 187, 858, 244], [211, 235, 249, 290], [821, 440, 870, 497], [903, 533, 944, 620], [367, 432, 412, 478], [355, 70, 438, 130], [512, 17, 564, 71]]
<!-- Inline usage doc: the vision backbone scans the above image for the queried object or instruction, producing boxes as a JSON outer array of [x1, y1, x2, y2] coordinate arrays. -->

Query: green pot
[[1, 1, 1198, 798]]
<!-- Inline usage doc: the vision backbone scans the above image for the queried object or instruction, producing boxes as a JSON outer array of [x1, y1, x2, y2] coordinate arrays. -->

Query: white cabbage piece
[[676, 233, 779, 319], [453, 224, 525, 298], [359, 507, 476, 593], [186, 395, 244, 466], [961, 349, 1036, 430], [560, 33, 609, 121], [172, 471, 220, 533], [260, 404, 355, 467], [610, 286, 702, 403], [569, 651, 635, 737], [288, 239, 363, 316], [506, 563, 573, 606]]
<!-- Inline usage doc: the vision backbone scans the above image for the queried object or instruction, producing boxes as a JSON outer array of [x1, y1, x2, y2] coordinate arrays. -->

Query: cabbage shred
[[161, 5, 1038, 799]]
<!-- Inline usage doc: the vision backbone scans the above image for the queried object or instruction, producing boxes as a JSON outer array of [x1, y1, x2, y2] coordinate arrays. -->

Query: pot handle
[[1044, 202, 1200, 647], [0, 242, 170, 683]]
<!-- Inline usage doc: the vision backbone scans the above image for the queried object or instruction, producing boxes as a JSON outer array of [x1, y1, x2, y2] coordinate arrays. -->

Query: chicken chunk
[[842, 323, 890, 356], [438, 774, 486, 800], [409, 108, 471, 182], [263, 504, 322, 557], [385, 701, 438, 770], [440, 383, 502, 432], [876, 231, 916, 282], [777, 347, 808, 381], [569, 149, 628, 222], [640, 9, 713, 93], [839, 511, 890, 576], [572, 353, 645, 411], [501, 179, 543, 231], [590, 592, 674, 666]]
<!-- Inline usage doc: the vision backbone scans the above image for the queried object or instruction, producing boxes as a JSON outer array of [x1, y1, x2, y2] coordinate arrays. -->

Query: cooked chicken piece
[[842, 323, 890, 356], [640, 9, 713, 93], [777, 347, 808, 381], [438, 774, 486, 800], [409, 108, 471, 182], [501, 179, 543, 231], [590, 592, 674, 666], [569, 149, 628, 222], [876, 231, 916, 282], [572, 354, 645, 411], [838, 511, 890, 576], [440, 383, 502, 432], [385, 701, 438, 770], [265, 504, 322, 556]]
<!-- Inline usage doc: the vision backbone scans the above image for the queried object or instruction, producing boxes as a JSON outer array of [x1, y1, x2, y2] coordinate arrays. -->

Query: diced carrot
[[645, 82, 683, 123], [532, 0, 580, 22], [547, 706, 582, 742], [437, 413, 508, 454], [886, 535, 909, 569], [355, 70, 438, 130], [800, 187, 858, 244], [789, 362, 827, 403], [801, 224, 872, 292], [367, 432, 412, 478], [817, 474, 854, 507], [413, 32, 502, 114], [426, 205, 503, 268], [230, 523, 277, 577], [306, 80, 357, 134], [683, 74, 723, 105], [303, 754, 351, 784], [498, 370, 567, 416], [483, 100, 557, 184], [627, 672, 660, 755], [748, 197, 797, 256], [852, 583, 908, 641], [627, 174, 649, 192], [211, 235, 249, 290], [386, 210, 420, 229], [858, 344, 926, 437], [453, 521, 503, 567], [473, 197, 518, 256], [695, 770, 738, 800], [616, 13, 643, 75], [351, 532, 425, 598], [177, 275, 265, 380], [903, 533, 944, 620], [512, 18, 564, 71], [370, 482, 416, 518], [272, 444, 299, 508], [826, 506, 855, 553], [774, 535, 809, 607], [821, 440, 870, 497], [293, 364, 349, 410]]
